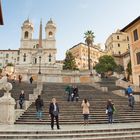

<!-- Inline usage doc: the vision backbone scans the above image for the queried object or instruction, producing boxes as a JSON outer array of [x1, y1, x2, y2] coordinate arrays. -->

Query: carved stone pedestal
[[0, 91, 16, 124]]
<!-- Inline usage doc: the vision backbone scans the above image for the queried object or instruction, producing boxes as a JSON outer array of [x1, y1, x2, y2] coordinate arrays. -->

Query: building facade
[[69, 43, 104, 70], [105, 29, 129, 55], [121, 16, 140, 86]]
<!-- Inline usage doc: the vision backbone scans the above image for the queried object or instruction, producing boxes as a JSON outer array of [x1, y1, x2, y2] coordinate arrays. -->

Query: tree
[[7, 63, 14, 66], [84, 30, 95, 70], [126, 60, 132, 80], [63, 51, 78, 70], [95, 55, 117, 74], [115, 64, 124, 74]]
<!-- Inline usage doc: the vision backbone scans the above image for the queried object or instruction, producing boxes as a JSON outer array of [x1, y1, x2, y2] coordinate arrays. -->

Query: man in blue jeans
[[35, 95, 44, 120]]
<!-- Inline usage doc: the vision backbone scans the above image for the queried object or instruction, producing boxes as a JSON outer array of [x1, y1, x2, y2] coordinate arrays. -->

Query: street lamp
[[38, 56, 41, 74]]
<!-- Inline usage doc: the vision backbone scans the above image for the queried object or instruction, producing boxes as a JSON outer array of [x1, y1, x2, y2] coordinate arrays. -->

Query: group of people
[[18, 84, 135, 129], [35, 96, 60, 130], [125, 85, 135, 111], [65, 85, 79, 102]]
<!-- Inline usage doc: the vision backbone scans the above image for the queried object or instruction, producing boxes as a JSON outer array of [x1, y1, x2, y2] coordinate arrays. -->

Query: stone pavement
[[0, 122, 140, 131], [0, 122, 140, 140]]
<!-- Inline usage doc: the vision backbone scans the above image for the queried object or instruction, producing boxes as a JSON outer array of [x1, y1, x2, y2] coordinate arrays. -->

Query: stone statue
[[0, 76, 12, 92], [0, 76, 15, 124]]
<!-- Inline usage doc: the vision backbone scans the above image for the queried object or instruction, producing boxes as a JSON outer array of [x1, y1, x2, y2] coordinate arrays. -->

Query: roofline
[[121, 16, 140, 32], [0, 50, 19, 51], [69, 42, 87, 50], [69, 42, 103, 51]]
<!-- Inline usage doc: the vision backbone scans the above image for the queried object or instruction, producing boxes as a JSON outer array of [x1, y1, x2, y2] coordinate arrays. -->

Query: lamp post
[[38, 56, 41, 74], [14, 58, 16, 73]]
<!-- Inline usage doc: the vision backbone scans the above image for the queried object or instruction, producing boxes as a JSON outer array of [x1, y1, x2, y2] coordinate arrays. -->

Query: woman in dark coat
[[49, 98, 60, 130]]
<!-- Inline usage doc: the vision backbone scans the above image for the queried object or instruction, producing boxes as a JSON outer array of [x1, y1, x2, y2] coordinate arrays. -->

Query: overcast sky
[[0, 0, 140, 60]]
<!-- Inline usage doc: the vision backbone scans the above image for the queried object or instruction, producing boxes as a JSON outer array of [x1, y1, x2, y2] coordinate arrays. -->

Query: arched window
[[34, 58, 37, 64], [48, 31, 53, 37], [23, 53, 26, 62], [49, 54, 52, 62], [136, 52, 140, 64], [24, 31, 29, 38]]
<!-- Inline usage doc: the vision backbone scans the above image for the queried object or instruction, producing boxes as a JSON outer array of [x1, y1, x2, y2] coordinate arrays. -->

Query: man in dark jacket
[[49, 98, 60, 130], [35, 95, 44, 120]]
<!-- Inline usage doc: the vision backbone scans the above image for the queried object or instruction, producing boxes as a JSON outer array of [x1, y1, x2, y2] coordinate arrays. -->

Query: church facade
[[0, 19, 62, 81], [15, 18, 62, 81]]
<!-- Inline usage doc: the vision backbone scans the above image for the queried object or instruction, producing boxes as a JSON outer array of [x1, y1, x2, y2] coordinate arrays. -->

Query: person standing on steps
[[128, 93, 135, 111], [81, 98, 90, 125], [19, 90, 25, 109], [73, 85, 79, 102], [18, 74, 22, 83], [126, 85, 133, 97], [49, 98, 60, 130], [29, 76, 33, 84], [35, 95, 44, 121], [106, 99, 115, 124]]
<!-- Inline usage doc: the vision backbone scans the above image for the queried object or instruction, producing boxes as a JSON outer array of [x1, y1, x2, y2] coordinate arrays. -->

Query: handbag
[[53, 110, 59, 116]]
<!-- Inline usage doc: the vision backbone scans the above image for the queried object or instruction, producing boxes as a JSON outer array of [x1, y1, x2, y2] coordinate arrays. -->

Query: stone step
[[0, 128, 140, 139]]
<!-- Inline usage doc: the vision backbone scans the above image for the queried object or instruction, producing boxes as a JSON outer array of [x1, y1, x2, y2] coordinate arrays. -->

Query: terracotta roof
[[0, 0, 4, 25], [121, 16, 140, 32]]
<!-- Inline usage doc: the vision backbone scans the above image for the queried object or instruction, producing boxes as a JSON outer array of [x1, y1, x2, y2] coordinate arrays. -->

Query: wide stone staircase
[[15, 81, 140, 125], [1, 78, 140, 139]]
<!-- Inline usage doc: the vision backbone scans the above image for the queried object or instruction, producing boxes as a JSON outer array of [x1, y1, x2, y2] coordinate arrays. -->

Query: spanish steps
[[0, 77, 140, 139], [15, 77, 140, 125]]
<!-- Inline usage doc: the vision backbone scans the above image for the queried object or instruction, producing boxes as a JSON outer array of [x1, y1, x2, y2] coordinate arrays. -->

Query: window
[[136, 52, 140, 64], [34, 58, 37, 64], [24, 31, 29, 39], [36, 44, 39, 48], [118, 43, 120, 47], [127, 36, 129, 41], [23, 53, 26, 62], [5, 60, 8, 64], [49, 54, 52, 62], [117, 36, 119, 39], [118, 51, 121, 55], [133, 29, 138, 41], [5, 53, 8, 58], [18, 50, 20, 55], [48, 31, 53, 37]]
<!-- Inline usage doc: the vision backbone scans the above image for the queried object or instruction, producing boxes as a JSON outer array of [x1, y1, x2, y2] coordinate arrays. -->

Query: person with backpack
[[128, 93, 135, 111], [106, 99, 115, 124], [35, 95, 44, 121], [126, 85, 133, 97]]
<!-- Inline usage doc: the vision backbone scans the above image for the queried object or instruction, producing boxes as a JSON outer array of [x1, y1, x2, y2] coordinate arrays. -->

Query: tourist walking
[[19, 90, 25, 109], [73, 85, 79, 102], [35, 95, 44, 120], [126, 85, 133, 97], [65, 85, 73, 101], [18, 75, 22, 83], [128, 93, 135, 111], [49, 98, 60, 130], [106, 99, 115, 124], [81, 98, 90, 125], [30, 76, 33, 84]]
